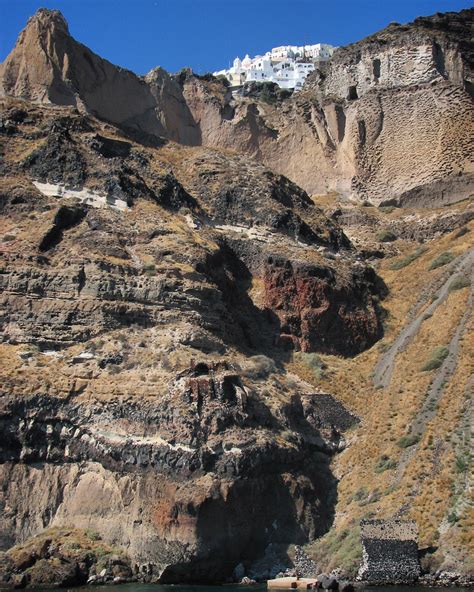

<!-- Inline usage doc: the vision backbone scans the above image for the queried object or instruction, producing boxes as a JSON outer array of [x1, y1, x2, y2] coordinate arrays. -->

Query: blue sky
[[1, 0, 472, 75]]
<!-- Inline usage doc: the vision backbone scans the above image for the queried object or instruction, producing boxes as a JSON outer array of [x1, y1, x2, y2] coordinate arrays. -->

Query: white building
[[214, 43, 335, 91]]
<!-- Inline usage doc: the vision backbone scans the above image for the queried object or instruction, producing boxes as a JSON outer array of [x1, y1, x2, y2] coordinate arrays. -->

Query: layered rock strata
[[0, 98, 374, 580]]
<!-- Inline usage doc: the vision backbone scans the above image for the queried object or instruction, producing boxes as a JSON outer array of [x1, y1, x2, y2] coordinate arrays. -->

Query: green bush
[[428, 251, 455, 270], [215, 74, 230, 87], [143, 262, 156, 276], [379, 206, 396, 214], [398, 434, 420, 448], [448, 276, 469, 292], [377, 230, 397, 242], [243, 355, 276, 380], [389, 246, 428, 270], [455, 453, 470, 473], [374, 455, 397, 473], [447, 511, 459, 525], [421, 346, 449, 371], [298, 352, 327, 379], [352, 487, 368, 502]]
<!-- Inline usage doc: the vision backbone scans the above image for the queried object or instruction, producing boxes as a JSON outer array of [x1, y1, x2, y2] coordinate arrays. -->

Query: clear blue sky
[[1, 0, 472, 75]]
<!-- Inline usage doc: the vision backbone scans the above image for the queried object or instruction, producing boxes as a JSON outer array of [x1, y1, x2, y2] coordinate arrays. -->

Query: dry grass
[[291, 216, 473, 573]]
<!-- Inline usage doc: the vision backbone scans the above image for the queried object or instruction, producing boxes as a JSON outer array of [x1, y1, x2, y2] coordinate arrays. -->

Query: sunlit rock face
[[0, 96, 376, 581], [1, 8, 472, 206]]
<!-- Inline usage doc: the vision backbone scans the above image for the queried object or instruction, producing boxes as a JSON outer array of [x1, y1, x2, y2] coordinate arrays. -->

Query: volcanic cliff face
[[0, 97, 378, 583], [1, 9, 472, 206], [0, 8, 473, 587], [0, 9, 198, 144], [181, 9, 474, 205]]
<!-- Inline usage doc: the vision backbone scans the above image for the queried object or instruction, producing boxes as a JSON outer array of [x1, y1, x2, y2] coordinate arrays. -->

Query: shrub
[[421, 346, 449, 371], [447, 512, 459, 525], [243, 355, 276, 380], [215, 74, 230, 87], [85, 529, 102, 541], [298, 352, 327, 380], [353, 487, 368, 502], [428, 251, 455, 270], [2, 234, 16, 242], [448, 276, 469, 292], [389, 246, 428, 270], [374, 455, 397, 473], [143, 262, 156, 276], [398, 434, 420, 448], [377, 230, 397, 242], [455, 453, 470, 473], [379, 206, 395, 214]]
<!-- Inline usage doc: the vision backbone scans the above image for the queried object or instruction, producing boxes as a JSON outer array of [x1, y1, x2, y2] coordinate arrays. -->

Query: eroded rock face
[[0, 9, 199, 143], [0, 361, 352, 582], [0, 100, 383, 355], [262, 257, 382, 355], [0, 98, 377, 580], [1, 8, 472, 205]]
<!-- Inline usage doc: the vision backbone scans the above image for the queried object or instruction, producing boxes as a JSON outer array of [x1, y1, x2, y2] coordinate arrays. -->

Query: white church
[[214, 43, 335, 91]]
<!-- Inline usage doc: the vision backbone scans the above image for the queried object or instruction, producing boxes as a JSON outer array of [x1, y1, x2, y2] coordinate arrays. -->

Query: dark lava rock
[[90, 134, 132, 158], [23, 125, 87, 187]]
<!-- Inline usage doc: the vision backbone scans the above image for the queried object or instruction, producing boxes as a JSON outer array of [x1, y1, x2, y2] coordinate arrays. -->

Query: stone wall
[[358, 519, 421, 584]]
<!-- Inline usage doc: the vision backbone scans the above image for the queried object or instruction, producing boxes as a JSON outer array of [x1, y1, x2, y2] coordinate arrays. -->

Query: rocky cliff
[[0, 7, 472, 587], [183, 9, 474, 205], [0, 97, 380, 584], [1, 9, 472, 206]]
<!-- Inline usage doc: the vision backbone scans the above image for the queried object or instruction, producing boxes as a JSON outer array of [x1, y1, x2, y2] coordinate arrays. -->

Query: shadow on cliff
[[197, 241, 292, 365], [159, 393, 338, 583], [198, 239, 388, 362]]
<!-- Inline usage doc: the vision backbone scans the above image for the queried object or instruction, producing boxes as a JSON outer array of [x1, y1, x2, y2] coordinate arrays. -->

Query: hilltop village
[[214, 43, 335, 90]]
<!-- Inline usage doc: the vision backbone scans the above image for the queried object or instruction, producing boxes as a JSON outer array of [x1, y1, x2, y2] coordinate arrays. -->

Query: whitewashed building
[[214, 43, 335, 91]]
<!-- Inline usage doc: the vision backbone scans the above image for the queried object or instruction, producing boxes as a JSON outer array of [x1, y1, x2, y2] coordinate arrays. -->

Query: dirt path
[[373, 247, 474, 389], [392, 257, 473, 485]]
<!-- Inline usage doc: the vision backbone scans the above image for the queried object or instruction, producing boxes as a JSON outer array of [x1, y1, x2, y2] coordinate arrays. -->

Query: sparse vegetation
[[421, 346, 449, 371], [374, 454, 397, 473], [448, 276, 470, 292], [306, 522, 362, 578], [377, 230, 397, 242], [428, 251, 455, 270], [389, 246, 428, 270], [398, 434, 420, 448]]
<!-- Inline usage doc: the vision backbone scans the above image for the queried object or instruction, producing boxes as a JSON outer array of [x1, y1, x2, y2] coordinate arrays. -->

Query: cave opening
[[373, 58, 381, 80], [348, 85, 358, 100]]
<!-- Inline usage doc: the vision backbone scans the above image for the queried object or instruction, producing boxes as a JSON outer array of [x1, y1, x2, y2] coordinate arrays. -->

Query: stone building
[[358, 519, 421, 584]]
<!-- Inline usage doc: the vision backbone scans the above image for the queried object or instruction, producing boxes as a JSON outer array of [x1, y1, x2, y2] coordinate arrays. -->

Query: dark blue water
[[27, 585, 470, 592]]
